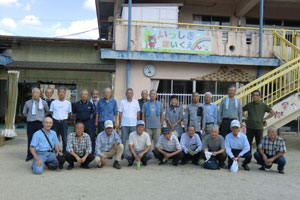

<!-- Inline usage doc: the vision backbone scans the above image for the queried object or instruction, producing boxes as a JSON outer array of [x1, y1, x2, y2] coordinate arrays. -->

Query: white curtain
[[1, 70, 19, 137], [150, 79, 160, 91]]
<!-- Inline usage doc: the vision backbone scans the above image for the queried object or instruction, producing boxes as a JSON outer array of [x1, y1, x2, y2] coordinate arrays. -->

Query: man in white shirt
[[50, 87, 72, 154], [119, 88, 140, 146], [124, 120, 153, 167]]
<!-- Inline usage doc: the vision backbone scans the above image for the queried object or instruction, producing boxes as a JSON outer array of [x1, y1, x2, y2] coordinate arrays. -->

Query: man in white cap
[[94, 120, 124, 169], [124, 120, 153, 167], [225, 120, 252, 171]]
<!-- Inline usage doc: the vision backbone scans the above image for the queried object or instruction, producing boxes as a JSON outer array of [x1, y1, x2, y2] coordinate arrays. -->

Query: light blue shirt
[[225, 132, 250, 159], [204, 102, 218, 125], [95, 130, 122, 156], [96, 98, 118, 122], [30, 129, 59, 152], [155, 134, 181, 152], [180, 132, 202, 153]]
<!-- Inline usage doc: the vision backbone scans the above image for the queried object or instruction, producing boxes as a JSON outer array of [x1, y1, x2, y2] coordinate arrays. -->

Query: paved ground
[[0, 131, 300, 200]]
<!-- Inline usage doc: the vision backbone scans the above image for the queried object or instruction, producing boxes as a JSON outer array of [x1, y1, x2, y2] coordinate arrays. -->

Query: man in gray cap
[[124, 120, 153, 167], [153, 128, 183, 166]]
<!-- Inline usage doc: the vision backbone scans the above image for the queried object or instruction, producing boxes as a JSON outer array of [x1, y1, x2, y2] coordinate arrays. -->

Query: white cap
[[230, 120, 240, 128], [104, 120, 114, 128]]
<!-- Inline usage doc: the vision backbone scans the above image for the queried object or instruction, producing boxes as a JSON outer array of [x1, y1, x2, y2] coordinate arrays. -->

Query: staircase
[[215, 30, 300, 132]]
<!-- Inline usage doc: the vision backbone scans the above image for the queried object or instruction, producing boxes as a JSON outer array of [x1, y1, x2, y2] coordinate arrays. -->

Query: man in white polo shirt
[[50, 87, 72, 154], [119, 88, 140, 146], [124, 120, 153, 167]]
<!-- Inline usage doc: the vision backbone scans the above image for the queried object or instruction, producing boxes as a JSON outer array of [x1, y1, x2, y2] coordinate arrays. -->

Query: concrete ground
[[0, 131, 300, 200]]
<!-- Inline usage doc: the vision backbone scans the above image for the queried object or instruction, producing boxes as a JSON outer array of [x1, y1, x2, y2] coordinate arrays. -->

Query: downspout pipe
[[126, 0, 132, 89], [258, 0, 264, 77]]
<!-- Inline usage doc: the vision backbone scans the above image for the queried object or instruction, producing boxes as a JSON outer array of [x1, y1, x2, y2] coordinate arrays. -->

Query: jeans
[[52, 120, 68, 155], [182, 151, 201, 164], [153, 149, 184, 164], [124, 149, 154, 163], [26, 121, 43, 160], [246, 128, 263, 151], [65, 153, 95, 168], [254, 151, 286, 171], [32, 152, 58, 174], [121, 126, 136, 147], [227, 149, 252, 169], [146, 128, 161, 146]]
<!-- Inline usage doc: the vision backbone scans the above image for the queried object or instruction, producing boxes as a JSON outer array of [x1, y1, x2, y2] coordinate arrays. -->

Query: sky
[[0, 0, 99, 39]]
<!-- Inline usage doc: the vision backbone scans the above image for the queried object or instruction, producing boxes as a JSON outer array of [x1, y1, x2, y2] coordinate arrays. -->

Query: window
[[192, 15, 230, 27]]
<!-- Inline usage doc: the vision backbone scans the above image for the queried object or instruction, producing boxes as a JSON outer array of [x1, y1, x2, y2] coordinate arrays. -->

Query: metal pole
[[126, 0, 132, 89], [258, 0, 264, 77]]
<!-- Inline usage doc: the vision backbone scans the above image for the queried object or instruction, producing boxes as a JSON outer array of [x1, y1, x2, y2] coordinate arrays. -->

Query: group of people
[[23, 86, 287, 175]]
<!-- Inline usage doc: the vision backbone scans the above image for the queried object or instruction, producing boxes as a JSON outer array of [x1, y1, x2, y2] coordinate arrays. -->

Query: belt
[[222, 118, 237, 121], [28, 120, 42, 123], [54, 119, 68, 123], [37, 150, 54, 153], [205, 122, 214, 125], [76, 119, 91, 122]]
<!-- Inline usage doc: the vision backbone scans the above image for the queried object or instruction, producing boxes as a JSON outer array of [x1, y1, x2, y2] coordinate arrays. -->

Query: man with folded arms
[[180, 125, 202, 165], [254, 126, 286, 174], [153, 128, 183, 166], [30, 117, 63, 174], [94, 120, 124, 169], [124, 120, 153, 167], [225, 120, 252, 171], [65, 123, 94, 170]]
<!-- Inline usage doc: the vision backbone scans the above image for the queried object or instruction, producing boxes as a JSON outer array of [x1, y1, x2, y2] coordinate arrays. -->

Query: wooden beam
[[236, 0, 260, 17]]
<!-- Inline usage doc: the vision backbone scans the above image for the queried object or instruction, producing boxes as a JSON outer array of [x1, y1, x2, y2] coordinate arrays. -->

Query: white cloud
[[21, 15, 40, 25], [0, 29, 13, 36], [24, 3, 31, 11], [83, 0, 95, 11], [0, 0, 21, 7], [1, 18, 16, 29], [55, 18, 99, 39]]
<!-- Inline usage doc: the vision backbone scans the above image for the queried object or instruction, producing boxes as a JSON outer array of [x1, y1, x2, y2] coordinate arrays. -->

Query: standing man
[[153, 128, 183, 166], [65, 123, 94, 170], [142, 89, 164, 146], [165, 95, 184, 138], [73, 89, 95, 152], [94, 120, 124, 169], [203, 92, 218, 137], [30, 117, 64, 174], [95, 88, 118, 133], [185, 92, 206, 138], [138, 90, 148, 119], [254, 126, 286, 174], [180, 125, 202, 165], [43, 88, 55, 109], [225, 120, 252, 171], [23, 88, 49, 161], [119, 88, 140, 146], [218, 86, 242, 137], [124, 120, 153, 167], [50, 87, 72, 155], [90, 89, 99, 137], [243, 90, 275, 150], [202, 126, 227, 168]]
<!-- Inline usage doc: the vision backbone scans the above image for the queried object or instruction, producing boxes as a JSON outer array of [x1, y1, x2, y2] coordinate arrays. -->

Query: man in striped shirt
[[153, 128, 183, 166]]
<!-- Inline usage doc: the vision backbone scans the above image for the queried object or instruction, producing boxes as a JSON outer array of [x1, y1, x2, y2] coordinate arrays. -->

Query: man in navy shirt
[[73, 89, 94, 152]]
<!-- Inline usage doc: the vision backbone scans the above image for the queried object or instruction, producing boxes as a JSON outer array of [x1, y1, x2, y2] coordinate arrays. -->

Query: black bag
[[203, 156, 219, 170]]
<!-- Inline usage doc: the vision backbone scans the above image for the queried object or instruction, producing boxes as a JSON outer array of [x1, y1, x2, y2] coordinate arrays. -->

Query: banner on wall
[[142, 27, 212, 54]]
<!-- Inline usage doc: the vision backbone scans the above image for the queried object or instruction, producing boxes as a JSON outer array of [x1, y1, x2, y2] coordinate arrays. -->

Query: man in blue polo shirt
[[95, 88, 118, 133], [30, 117, 64, 174]]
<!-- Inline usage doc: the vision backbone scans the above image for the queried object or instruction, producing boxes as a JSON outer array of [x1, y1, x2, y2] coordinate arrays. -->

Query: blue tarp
[[0, 55, 13, 66]]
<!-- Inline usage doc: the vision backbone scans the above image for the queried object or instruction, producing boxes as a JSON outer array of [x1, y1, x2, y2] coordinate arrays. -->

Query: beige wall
[[114, 60, 273, 104], [115, 24, 273, 58]]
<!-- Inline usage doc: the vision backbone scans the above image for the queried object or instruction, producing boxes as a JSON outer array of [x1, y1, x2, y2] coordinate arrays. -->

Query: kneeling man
[[95, 120, 124, 169], [65, 123, 95, 170], [254, 126, 286, 174], [30, 117, 64, 174], [124, 120, 153, 167], [153, 128, 183, 166], [225, 120, 252, 171]]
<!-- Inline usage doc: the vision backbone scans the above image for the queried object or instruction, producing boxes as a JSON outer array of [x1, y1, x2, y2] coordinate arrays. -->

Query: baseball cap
[[136, 120, 145, 126], [230, 120, 240, 128], [104, 120, 114, 128], [162, 128, 171, 134]]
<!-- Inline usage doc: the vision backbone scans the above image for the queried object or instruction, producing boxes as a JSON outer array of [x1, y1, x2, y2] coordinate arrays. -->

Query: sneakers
[[66, 165, 74, 170], [80, 165, 90, 169], [242, 164, 250, 171], [180, 160, 188, 165], [159, 161, 166, 165], [278, 170, 285, 174], [113, 161, 121, 169], [127, 161, 134, 167], [172, 161, 179, 166]]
